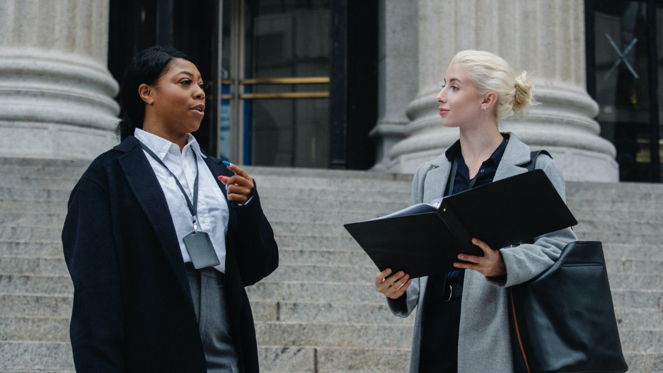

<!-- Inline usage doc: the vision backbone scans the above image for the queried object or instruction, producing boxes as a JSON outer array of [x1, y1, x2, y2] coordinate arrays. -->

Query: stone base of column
[[0, 122, 117, 160], [369, 122, 406, 171], [0, 48, 119, 160]]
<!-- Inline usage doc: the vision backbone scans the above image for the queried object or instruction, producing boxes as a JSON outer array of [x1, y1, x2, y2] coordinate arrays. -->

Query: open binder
[[343, 169, 577, 278]]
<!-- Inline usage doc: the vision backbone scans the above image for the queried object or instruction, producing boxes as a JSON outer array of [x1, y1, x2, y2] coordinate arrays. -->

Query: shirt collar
[[445, 133, 509, 164], [134, 128, 206, 160]]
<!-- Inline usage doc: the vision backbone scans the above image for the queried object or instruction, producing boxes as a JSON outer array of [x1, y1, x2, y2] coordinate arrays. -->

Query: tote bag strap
[[525, 150, 551, 172], [510, 149, 551, 373]]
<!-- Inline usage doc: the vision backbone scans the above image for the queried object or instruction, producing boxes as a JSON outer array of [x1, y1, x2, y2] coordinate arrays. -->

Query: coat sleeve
[[61, 176, 125, 371], [494, 156, 578, 287], [386, 165, 428, 317], [231, 182, 279, 287]]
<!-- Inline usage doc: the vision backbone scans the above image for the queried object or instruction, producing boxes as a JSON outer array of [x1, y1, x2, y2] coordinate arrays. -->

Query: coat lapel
[[115, 136, 192, 298], [493, 134, 532, 181], [421, 155, 452, 203]]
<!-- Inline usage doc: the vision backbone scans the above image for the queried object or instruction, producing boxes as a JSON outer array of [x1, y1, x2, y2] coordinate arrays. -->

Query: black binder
[[343, 169, 577, 278]]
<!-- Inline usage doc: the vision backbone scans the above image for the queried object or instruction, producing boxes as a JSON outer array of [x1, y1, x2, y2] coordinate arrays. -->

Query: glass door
[[217, 0, 331, 167], [588, 0, 662, 182]]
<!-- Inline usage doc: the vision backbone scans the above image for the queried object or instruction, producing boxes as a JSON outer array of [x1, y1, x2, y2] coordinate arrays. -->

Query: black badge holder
[[183, 219, 220, 269]]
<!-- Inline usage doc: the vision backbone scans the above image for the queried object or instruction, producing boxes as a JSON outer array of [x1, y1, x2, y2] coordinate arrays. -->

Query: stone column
[[369, 0, 418, 170], [386, 0, 618, 181], [0, 0, 119, 160]]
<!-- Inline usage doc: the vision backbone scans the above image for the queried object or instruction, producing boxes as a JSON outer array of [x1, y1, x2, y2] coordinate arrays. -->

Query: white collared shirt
[[134, 128, 229, 273]]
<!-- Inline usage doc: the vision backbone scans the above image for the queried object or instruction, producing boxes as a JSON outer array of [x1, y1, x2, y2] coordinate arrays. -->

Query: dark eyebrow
[[175, 71, 196, 78]]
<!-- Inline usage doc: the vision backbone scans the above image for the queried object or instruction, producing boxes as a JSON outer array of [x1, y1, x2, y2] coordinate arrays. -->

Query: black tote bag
[[509, 241, 628, 373]]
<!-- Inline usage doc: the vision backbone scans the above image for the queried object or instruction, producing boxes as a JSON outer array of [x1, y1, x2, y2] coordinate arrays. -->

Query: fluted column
[[0, 0, 119, 160], [387, 0, 618, 181], [370, 0, 418, 170]]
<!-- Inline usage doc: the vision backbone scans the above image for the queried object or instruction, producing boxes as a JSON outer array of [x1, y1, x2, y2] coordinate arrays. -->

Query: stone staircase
[[0, 157, 662, 372]]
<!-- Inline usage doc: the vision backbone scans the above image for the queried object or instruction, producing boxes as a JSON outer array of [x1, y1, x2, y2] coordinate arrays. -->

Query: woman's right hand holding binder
[[375, 268, 412, 299]]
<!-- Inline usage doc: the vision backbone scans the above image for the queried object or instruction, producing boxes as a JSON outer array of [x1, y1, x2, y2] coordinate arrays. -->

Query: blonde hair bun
[[513, 71, 533, 114]]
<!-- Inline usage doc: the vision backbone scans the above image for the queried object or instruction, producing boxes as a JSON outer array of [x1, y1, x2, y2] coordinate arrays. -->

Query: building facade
[[1, 0, 661, 182]]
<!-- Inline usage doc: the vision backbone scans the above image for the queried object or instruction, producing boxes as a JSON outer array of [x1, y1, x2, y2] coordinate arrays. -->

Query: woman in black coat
[[62, 46, 278, 372]]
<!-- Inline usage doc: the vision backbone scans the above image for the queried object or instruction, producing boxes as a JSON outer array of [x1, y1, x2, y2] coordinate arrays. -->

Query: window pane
[[593, 1, 652, 181], [246, 1, 330, 167]]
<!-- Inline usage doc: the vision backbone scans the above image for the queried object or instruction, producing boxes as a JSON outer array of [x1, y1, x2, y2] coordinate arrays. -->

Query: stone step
[[0, 212, 66, 227], [5, 209, 663, 232], [10, 316, 657, 355], [566, 185, 663, 200], [2, 287, 660, 331], [253, 299, 661, 330], [0, 274, 72, 295], [0, 316, 69, 342], [278, 346, 410, 373], [0, 236, 660, 262], [1, 293, 659, 335], [2, 341, 660, 373], [0, 294, 72, 318], [276, 231, 663, 247], [0, 182, 411, 203], [607, 274, 663, 290], [615, 308, 663, 331], [0, 257, 69, 276], [622, 352, 663, 373], [566, 199, 663, 211], [2, 208, 663, 236], [276, 245, 663, 266], [5, 177, 663, 207], [0, 341, 73, 371], [5, 190, 663, 217], [246, 281, 663, 309], [266, 220, 663, 236], [566, 232, 663, 245], [2, 255, 662, 285], [0, 158, 86, 176], [0, 240, 63, 258], [620, 329, 663, 354], [254, 322, 412, 349], [264, 207, 663, 225], [2, 272, 659, 311], [0, 200, 67, 215], [2, 196, 662, 227], [0, 176, 79, 190], [257, 301, 414, 325], [0, 340, 410, 373], [0, 187, 72, 202], [1, 220, 661, 247]]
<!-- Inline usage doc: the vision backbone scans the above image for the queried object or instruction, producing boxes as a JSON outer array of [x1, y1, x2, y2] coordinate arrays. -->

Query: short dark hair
[[117, 46, 192, 140]]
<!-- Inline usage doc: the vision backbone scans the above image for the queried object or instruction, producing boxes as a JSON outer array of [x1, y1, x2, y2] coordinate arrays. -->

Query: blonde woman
[[374, 50, 576, 373]]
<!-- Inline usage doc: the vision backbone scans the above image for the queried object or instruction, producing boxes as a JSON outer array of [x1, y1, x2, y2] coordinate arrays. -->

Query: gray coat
[[387, 134, 577, 373]]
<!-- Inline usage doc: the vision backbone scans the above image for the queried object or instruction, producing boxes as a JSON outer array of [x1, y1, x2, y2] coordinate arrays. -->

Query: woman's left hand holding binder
[[375, 268, 412, 300], [453, 238, 506, 277]]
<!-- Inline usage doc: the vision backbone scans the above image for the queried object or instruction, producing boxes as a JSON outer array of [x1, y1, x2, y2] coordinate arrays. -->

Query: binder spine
[[438, 201, 474, 251]]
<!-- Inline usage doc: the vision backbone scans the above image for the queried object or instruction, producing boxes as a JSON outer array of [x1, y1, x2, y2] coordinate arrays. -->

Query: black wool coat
[[62, 135, 279, 372]]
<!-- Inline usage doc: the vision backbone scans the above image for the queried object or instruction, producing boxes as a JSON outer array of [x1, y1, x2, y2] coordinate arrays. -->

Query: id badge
[[182, 231, 221, 269]]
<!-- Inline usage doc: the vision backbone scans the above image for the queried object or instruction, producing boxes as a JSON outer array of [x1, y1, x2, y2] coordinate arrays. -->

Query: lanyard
[[139, 142, 201, 231]]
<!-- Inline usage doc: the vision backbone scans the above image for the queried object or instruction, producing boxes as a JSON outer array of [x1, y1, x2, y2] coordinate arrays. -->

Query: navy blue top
[[444, 135, 508, 283], [445, 135, 508, 195]]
